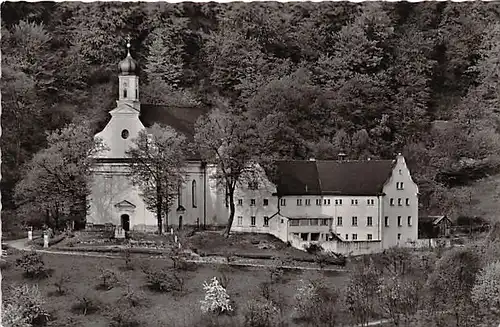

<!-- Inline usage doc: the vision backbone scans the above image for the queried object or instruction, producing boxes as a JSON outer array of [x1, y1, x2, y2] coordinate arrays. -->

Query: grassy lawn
[[2, 248, 348, 327], [183, 231, 333, 261], [47, 229, 346, 267]]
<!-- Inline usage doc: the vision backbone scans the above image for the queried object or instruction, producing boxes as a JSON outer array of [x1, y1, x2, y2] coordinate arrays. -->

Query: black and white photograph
[[1, 1, 500, 326]]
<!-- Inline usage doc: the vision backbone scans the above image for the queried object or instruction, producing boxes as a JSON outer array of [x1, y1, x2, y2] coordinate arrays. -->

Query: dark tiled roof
[[94, 104, 208, 161], [276, 161, 322, 196], [139, 104, 209, 141], [275, 159, 395, 196], [139, 104, 209, 160]]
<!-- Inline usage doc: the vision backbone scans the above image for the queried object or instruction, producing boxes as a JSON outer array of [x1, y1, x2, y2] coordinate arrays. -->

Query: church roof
[[274, 159, 396, 196], [139, 104, 209, 141], [94, 103, 209, 161], [140, 104, 209, 160]]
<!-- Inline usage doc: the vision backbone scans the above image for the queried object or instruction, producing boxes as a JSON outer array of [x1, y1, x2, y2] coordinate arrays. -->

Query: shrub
[[172, 255, 198, 271], [200, 277, 233, 315], [72, 292, 102, 315], [292, 279, 339, 326], [52, 271, 71, 295], [2, 302, 31, 327], [142, 267, 185, 293], [304, 243, 322, 254], [121, 247, 133, 270], [15, 251, 48, 279], [259, 282, 272, 301], [315, 254, 329, 268], [117, 286, 147, 308], [97, 268, 119, 290], [243, 299, 282, 327], [267, 264, 284, 284], [4, 283, 50, 326], [108, 308, 141, 327]]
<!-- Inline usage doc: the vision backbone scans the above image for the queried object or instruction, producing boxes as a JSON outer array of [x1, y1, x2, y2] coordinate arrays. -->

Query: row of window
[[289, 219, 330, 226], [385, 216, 412, 227], [245, 181, 406, 191], [235, 197, 412, 207], [236, 216, 270, 227], [280, 198, 410, 207], [343, 233, 369, 241], [237, 199, 269, 206], [390, 198, 410, 206], [341, 233, 403, 241], [288, 216, 413, 227]]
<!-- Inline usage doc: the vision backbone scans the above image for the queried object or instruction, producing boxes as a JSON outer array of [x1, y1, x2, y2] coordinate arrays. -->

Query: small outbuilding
[[418, 215, 452, 239]]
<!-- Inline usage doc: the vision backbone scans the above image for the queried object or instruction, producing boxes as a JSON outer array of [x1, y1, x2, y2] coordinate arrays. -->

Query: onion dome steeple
[[118, 36, 137, 75], [117, 35, 140, 107]]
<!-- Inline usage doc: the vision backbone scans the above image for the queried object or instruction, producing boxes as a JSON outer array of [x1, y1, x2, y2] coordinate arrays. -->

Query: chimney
[[338, 152, 347, 161]]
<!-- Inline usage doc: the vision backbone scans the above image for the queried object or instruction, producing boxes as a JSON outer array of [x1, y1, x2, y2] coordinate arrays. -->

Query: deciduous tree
[[14, 123, 103, 229], [345, 261, 381, 326], [194, 103, 262, 237], [424, 247, 481, 327], [471, 260, 500, 322], [126, 124, 186, 235]]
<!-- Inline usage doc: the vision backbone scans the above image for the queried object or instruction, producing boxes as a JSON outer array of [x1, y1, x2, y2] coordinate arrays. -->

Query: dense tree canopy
[[3, 1, 500, 223]]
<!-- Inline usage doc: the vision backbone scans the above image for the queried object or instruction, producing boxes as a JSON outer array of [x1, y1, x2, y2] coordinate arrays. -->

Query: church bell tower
[[117, 36, 140, 111]]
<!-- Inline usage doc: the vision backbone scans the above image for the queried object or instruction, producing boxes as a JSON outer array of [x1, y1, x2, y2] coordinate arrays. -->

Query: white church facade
[[86, 43, 419, 255], [87, 42, 228, 232]]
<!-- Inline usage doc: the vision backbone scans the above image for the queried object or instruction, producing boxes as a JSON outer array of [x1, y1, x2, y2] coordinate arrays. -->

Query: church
[[86, 41, 233, 232], [86, 42, 419, 255]]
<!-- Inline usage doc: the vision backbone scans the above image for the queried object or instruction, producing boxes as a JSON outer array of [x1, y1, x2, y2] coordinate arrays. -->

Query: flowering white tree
[[200, 277, 233, 314]]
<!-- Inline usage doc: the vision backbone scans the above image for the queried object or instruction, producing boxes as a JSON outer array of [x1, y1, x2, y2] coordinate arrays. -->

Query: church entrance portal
[[121, 214, 130, 231]]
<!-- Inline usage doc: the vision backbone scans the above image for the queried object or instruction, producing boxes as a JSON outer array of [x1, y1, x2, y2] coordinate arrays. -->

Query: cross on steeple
[[126, 34, 131, 56]]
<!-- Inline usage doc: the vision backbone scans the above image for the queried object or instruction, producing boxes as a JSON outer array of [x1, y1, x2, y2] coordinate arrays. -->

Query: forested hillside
[[3, 1, 500, 224]]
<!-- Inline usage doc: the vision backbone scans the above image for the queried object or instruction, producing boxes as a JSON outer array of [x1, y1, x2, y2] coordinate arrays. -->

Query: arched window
[[123, 82, 128, 98], [192, 180, 197, 208], [178, 183, 182, 207]]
